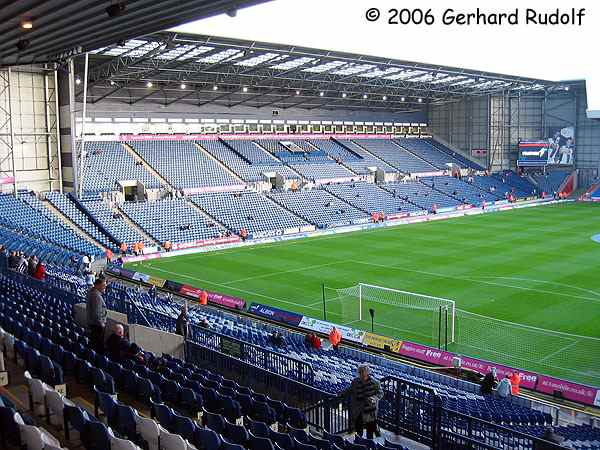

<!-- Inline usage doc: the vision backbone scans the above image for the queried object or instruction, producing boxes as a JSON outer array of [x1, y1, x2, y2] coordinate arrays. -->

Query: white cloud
[[173, 0, 599, 112]]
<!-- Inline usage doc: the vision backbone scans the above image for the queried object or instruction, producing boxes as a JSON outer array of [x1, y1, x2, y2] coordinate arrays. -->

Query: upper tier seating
[[352, 140, 437, 174], [81, 142, 160, 195], [127, 141, 242, 190], [319, 140, 397, 174], [288, 161, 355, 181], [81, 199, 151, 246], [191, 191, 309, 235], [0, 193, 101, 257], [268, 189, 368, 228], [200, 140, 299, 182], [394, 138, 468, 170], [424, 138, 486, 170], [420, 176, 498, 205], [381, 182, 462, 210], [121, 199, 222, 244], [45, 192, 116, 250], [531, 170, 570, 194], [325, 183, 423, 215]]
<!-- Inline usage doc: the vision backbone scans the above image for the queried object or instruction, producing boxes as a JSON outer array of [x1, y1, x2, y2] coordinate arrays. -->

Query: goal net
[[324, 283, 456, 344]]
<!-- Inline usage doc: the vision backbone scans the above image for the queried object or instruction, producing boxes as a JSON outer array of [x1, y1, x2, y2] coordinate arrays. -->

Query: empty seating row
[[352, 140, 436, 174], [81, 141, 161, 196], [121, 199, 223, 244], [128, 141, 242, 190], [191, 192, 308, 235], [81, 200, 151, 246], [325, 183, 423, 215], [0, 193, 102, 257], [268, 190, 368, 228], [394, 138, 466, 170], [46, 192, 116, 250]]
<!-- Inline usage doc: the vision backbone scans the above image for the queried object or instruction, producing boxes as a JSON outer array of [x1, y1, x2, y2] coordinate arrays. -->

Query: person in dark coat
[[175, 303, 189, 340], [480, 367, 498, 395], [339, 364, 383, 439], [105, 323, 129, 362]]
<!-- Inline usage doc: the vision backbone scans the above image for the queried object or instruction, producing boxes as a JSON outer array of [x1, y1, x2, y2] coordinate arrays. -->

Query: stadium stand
[[80, 198, 152, 247], [324, 182, 424, 215], [120, 198, 224, 244], [420, 176, 499, 205], [287, 161, 355, 181], [191, 191, 309, 235], [200, 140, 300, 182], [319, 139, 398, 174], [393, 137, 468, 170], [268, 189, 368, 228], [493, 170, 537, 197], [0, 193, 102, 257], [531, 170, 571, 194], [352, 139, 437, 174], [424, 138, 486, 170], [127, 141, 243, 190], [45, 192, 116, 250], [81, 141, 161, 196], [380, 181, 463, 210]]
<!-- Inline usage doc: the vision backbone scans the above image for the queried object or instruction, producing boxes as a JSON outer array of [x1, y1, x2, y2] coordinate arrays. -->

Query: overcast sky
[[173, 0, 599, 113]]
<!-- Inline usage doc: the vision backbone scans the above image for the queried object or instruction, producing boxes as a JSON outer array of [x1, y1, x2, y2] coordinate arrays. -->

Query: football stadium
[[0, 1, 599, 450]]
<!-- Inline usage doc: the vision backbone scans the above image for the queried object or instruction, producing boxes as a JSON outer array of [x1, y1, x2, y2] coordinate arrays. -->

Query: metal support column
[[0, 68, 18, 196]]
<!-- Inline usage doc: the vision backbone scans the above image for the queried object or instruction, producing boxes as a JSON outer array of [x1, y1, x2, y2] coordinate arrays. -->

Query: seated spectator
[[199, 317, 210, 328], [105, 323, 129, 362], [495, 375, 512, 399], [33, 261, 46, 281], [8, 251, 19, 270], [270, 331, 285, 347], [120, 242, 128, 254], [27, 255, 37, 276], [126, 342, 146, 365]]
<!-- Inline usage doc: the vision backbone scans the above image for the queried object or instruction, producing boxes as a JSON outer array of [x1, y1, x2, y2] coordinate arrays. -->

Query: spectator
[[199, 317, 210, 329], [8, 251, 19, 270], [148, 284, 157, 301], [480, 367, 498, 395], [496, 375, 512, 399], [329, 327, 342, 350], [176, 303, 189, 339], [27, 255, 37, 276], [339, 364, 383, 440], [17, 252, 28, 274], [509, 372, 521, 396], [86, 277, 108, 353], [105, 323, 128, 362], [164, 240, 172, 252], [534, 427, 565, 450], [270, 331, 285, 347], [105, 248, 113, 262], [33, 261, 45, 281], [126, 342, 146, 365], [304, 332, 314, 348], [119, 242, 128, 254], [84, 268, 95, 287]]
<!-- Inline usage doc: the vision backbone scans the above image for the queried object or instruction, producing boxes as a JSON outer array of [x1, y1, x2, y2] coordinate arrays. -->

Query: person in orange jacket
[[199, 290, 208, 306], [105, 248, 113, 262], [509, 372, 521, 396], [329, 326, 342, 350]]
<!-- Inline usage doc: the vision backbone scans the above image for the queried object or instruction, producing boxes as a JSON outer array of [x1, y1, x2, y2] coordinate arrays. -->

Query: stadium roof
[[74, 31, 568, 112], [0, 0, 269, 66]]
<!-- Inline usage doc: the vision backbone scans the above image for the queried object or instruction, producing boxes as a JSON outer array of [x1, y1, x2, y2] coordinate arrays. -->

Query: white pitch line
[[471, 276, 600, 299], [147, 265, 324, 313], [538, 340, 581, 364], [222, 261, 344, 286]]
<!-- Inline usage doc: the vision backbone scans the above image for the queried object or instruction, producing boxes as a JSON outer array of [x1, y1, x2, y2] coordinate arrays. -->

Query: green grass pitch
[[127, 202, 600, 387]]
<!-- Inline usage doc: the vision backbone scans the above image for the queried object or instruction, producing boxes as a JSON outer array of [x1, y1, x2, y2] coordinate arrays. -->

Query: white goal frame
[[357, 283, 456, 343]]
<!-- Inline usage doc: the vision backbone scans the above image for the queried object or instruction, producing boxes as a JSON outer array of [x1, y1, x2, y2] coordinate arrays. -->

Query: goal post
[[324, 282, 456, 344]]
